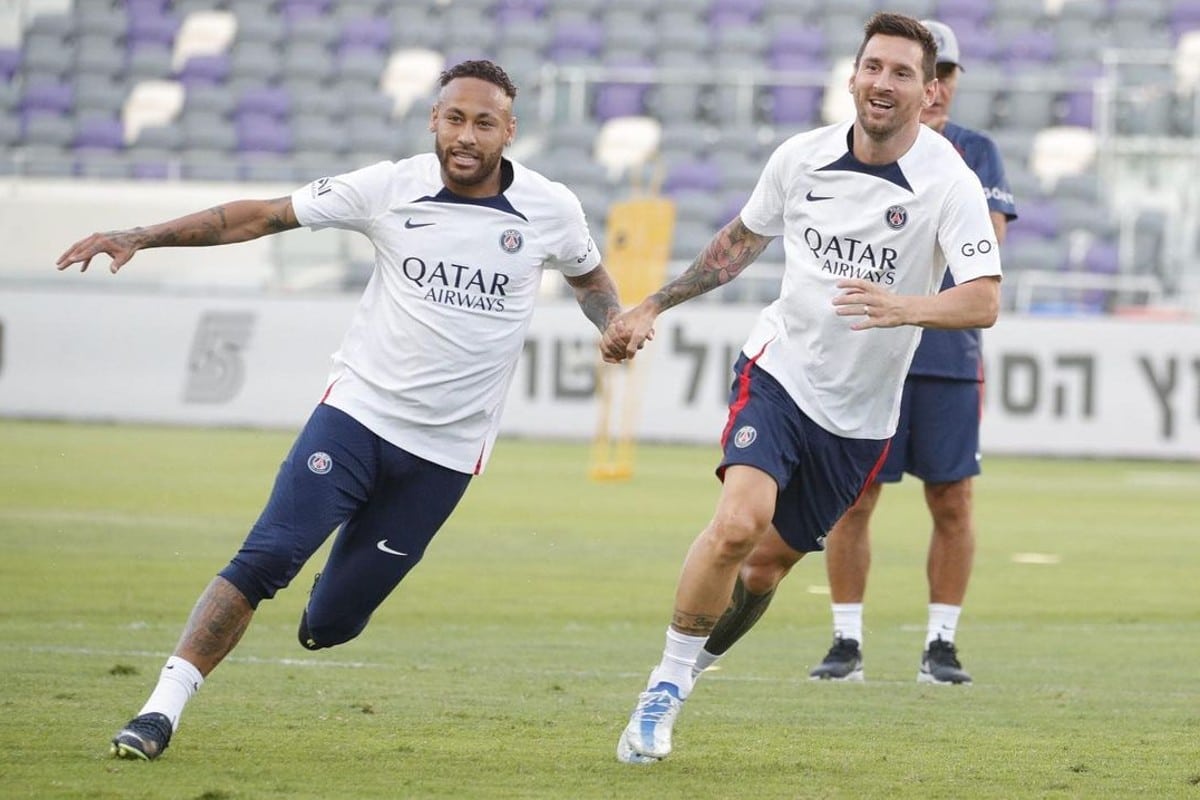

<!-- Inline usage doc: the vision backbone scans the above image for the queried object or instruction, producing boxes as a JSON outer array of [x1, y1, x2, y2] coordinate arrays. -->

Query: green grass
[[1, 419, 1198, 799]]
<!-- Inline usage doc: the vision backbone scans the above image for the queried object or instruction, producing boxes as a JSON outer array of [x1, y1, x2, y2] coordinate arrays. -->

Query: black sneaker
[[808, 637, 864, 681], [111, 712, 172, 760], [918, 638, 972, 685]]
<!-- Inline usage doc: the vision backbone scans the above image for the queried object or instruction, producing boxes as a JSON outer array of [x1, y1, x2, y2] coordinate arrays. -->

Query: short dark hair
[[855, 12, 938, 82], [438, 59, 518, 101]]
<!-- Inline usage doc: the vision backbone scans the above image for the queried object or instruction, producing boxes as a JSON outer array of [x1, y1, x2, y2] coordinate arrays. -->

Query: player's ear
[[428, 103, 438, 132], [506, 116, 516, 147]]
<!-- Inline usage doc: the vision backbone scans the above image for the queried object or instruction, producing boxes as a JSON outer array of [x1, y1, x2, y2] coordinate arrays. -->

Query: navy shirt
[[909, 121, 1017, 380]]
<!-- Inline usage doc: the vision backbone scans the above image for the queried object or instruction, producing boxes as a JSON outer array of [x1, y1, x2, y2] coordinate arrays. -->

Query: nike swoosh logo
[[806, 190, 834, 201], [405, 218, 435, 229], [376, 539, 408, 556]]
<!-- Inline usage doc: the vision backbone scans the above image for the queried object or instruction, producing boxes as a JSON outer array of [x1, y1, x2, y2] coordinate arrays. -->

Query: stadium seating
[[0, 0, 1193, 306]]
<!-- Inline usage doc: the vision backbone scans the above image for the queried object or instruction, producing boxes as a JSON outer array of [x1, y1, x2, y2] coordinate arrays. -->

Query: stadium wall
[[1, 287, 1197, 461]]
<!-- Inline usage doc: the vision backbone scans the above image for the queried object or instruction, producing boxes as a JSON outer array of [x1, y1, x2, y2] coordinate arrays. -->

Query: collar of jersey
[[814, 127, 913, 193], [413, 159, 529, 221]]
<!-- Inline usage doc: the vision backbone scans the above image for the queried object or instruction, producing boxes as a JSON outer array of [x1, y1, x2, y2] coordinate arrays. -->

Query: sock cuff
[[165, 656, 204, 689]]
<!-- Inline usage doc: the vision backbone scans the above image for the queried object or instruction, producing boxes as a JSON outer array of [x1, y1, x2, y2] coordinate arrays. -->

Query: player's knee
[[706, 512, 770, 562], [219, 547, 299, 609], [740, 562, 785, 594]]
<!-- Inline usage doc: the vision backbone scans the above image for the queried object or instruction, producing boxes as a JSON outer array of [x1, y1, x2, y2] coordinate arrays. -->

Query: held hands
[[55, 229, 140, 274], [832, 278, 905, 330], [600, 300, 658, 364]]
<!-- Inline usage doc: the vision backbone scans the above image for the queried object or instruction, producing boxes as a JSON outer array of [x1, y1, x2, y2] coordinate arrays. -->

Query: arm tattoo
[[566, 267, 622, 332], [651, 218, 771, 312], [141, 205, 231, 248], [138, 198, 296, 249], [262, 197, 296, 233]]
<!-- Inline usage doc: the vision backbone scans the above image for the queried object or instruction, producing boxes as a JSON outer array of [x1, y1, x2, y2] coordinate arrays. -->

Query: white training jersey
[[292, 154, 601, 474], [739, 120, 1002, 439]]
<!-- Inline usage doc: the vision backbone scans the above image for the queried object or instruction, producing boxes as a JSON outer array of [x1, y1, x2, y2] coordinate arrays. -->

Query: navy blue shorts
[[717, 354, 890, 553], [219, 404, 471, 646], [878, 376, 982, 484]]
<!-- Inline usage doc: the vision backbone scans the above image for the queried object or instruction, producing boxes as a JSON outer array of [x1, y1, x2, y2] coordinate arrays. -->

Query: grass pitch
[[1, 419, 1197, 799]]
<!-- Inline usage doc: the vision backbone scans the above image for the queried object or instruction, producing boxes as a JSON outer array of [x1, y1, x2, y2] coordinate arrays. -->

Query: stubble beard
[[436, 141, 502, 191]]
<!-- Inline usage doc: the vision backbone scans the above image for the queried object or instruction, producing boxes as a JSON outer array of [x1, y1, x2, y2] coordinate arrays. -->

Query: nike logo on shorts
[[404, 218, 435, 229], [376, 540, 408, 556]]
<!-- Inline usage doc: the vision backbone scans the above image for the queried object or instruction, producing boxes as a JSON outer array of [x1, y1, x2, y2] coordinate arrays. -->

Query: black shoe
[[808, 636, 864, 681], [298, 572, 323, 650], [110, 712, 172, 760], [918, 638, 972, 685]]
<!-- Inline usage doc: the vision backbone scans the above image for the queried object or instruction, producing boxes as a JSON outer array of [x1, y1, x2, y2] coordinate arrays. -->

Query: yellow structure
[[589, 196, 676, 481]]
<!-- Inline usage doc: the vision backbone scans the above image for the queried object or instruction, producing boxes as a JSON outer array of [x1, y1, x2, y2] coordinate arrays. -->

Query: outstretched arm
[[564, 264, 623, 333], [601, 216, 773, 362], [55, 196, 300, 274]]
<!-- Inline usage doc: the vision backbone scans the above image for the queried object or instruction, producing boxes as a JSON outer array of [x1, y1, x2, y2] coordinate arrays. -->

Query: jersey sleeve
[[291, 161, 393, 234], [739, 144, 789, 237], [969, 136, 1018, 221], [542, 186, 601, 277], [940, 169, 1004, 285]]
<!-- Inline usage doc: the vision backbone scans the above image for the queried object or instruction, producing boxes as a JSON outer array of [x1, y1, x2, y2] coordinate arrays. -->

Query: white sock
[[691, 648, 722, 678], [831, 603, 864, 644], [138, 656, 204, 732], [647, 627, 706, 699], [927, 603, 962, 646]]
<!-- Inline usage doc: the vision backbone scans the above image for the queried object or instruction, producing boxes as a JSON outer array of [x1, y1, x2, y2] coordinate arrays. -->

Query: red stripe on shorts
[[719, 342, 771, 448]]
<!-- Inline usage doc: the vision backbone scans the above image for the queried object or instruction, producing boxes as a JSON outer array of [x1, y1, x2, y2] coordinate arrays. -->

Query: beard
[[435, 140, 503, 191], [856, 96, 909, 142]]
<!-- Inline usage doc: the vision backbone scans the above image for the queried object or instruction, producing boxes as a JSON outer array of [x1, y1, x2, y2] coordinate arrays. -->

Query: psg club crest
[[885, 205, 908, 229], [733, 425, 757, 448], [499, 229, 523, 254], [307, 451, 332, 475]]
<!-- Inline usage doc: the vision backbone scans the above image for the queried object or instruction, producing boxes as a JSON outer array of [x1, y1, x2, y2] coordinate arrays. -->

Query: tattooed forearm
[[566, 266, 623, 332], [650, 218, 772, 312], [135, 198, 297, 250]]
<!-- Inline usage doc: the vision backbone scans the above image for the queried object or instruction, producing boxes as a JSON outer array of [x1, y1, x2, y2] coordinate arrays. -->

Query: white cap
[[921, 19, 961, 68]]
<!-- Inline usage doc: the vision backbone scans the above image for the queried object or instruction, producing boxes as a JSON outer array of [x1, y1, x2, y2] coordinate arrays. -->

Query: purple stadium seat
[[0, 48, 19, 81], [720, 191, 750, 226], [132, 159, 172, 180], [126, 0, 170, 14], [280, 0, 332, 21], [340, 16, 392, 52], [593, 85, 648, 121], [1082, 239, 1119, 275], [237, 85, 292, 120], [769, 86, 823, 125], [74, 117, 125, 151], [176, 54, 231, 87], [935, 0, 994, 25], [953, 26, 1003, 63], [1060, 64, 1101, 127], [495, 6, 540, 25], [769, 27, 828, 63], [125, 13, 179, 48], [496, 0, 547, 17], [1170, 0, 1200, 36], [710, 0, 764, 25], [237, 114, 294, 155], [1016, 198, 1061, 239], [1003, 29, 1057, 65], [20, 81, 74, 114], [548, 20, 604, 59], [663, 158, 723, 195]]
